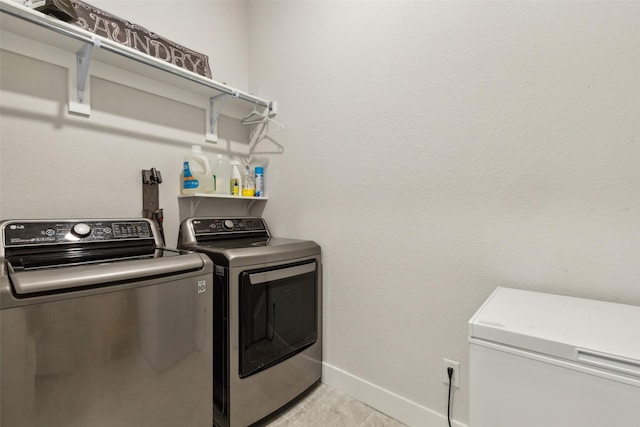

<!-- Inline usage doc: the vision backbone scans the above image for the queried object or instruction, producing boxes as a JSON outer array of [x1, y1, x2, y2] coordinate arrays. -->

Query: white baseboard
[[322, 362, 467, 427]]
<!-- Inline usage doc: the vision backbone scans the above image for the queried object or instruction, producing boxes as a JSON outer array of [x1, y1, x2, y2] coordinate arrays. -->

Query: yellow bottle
[[230, 161, 242, 196], [242, 166, 255, 196]]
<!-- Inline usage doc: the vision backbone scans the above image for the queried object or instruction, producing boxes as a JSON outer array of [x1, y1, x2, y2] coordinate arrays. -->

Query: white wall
[[89, 0, 250, 90], [248, 1, 640, 426], [2, 1, 640, 427], [1, 0, 252, 247]]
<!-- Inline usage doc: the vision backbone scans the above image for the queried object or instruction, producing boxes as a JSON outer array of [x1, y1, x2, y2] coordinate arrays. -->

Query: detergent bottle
[[182, 145, 214, 195]]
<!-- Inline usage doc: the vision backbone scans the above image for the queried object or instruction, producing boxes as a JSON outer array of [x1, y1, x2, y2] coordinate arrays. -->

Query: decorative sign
[[31, 0, 77, 22], [34, 0, 212, 78]]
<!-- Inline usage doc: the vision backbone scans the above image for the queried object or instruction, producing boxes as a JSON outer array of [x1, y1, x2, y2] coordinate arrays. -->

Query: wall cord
[[447, 366, 454, 427]]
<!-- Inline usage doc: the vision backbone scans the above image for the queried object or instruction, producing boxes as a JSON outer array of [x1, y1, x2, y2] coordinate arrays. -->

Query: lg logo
[[197, 280, 207, 294], [9, 224, 24, 230]]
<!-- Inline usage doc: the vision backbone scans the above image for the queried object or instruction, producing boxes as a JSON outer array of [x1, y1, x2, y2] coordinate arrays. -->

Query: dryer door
[[238, 260, 317, 378]]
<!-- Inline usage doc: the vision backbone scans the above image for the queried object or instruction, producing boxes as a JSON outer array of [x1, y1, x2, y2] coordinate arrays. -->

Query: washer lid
[[469, 287, 640, 378], [8, 251, 206, 295]]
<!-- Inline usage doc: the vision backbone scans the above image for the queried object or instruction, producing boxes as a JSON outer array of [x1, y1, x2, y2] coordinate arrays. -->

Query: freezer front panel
[[470, 340, 640, 427]]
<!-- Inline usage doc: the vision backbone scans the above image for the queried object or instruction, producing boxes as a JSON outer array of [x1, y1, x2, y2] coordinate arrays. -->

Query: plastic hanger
[[249, 116, 283, 141], [249, 117, 284, 150], [241, 106, 268, 125], [248, 117, 285, 159]]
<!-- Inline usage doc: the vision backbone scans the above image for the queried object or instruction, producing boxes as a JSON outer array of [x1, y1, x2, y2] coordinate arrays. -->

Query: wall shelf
[[0, 0, 275, 142], [178, 194, 268, 218], [178, 193, 269, 201]]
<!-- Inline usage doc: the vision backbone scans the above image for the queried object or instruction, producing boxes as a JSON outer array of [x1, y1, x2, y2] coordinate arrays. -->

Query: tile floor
[[256, 383, 407, 427]]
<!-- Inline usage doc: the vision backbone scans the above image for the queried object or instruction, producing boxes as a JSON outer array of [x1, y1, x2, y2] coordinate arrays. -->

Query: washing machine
[[178, 216, 322, 427], [1, 218, 213, 427]]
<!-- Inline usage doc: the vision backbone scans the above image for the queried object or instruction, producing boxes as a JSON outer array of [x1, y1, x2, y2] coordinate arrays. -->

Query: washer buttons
[[71, 223, 92, 238]]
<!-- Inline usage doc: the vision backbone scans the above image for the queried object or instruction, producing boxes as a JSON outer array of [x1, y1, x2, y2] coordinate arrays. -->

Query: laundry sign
[[31, 0, 212, 78]]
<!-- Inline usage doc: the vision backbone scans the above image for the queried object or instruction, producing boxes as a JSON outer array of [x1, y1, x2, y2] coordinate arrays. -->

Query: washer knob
[[223, 220, 234, 230], [71, 223, 92, 238]]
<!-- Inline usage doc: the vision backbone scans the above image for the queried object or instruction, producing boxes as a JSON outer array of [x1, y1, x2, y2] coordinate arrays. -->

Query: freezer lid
[[469, 287, 640, 378]]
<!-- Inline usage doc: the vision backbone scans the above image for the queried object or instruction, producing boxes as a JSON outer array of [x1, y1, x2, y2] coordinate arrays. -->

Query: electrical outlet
[[443, 358, 460, 388]]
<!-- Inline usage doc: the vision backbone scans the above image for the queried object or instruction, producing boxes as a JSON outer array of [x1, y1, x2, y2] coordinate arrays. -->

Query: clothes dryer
[[178, 216, 322, 427]]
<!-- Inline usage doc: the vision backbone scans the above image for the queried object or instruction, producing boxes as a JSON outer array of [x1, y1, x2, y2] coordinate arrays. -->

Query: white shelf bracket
[[189, 197, 204, 216], [244, 199, 258, 216], [69, 38, 100, 116], [206, 91, 239, 143], [77, 43, 92, 103]]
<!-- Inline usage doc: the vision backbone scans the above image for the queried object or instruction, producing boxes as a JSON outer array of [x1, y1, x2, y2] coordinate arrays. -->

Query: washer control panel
[[2, 220, 153, 246], [191, 218, 267, 236]]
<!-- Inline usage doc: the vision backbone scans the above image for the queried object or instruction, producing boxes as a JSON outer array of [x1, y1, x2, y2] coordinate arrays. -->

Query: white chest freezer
[[469, 287, 640, 427]]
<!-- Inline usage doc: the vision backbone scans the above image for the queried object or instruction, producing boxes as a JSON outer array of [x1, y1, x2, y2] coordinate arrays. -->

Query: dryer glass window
[[239, 260, 317, 378]]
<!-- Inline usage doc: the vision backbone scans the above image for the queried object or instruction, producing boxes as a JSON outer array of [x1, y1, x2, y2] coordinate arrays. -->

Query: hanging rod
[[0, 0, 272, 109]]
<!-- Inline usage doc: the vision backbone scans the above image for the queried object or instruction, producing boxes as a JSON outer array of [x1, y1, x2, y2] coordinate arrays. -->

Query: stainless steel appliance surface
[[178, 217, 322, 427], [0, 218, 214, 427]]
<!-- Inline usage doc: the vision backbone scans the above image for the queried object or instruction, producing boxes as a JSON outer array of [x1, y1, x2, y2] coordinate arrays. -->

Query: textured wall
[[1, 0, 251, 247], [2, 1, 639, 426], [88, 0, 250, 90], [248, 1, 640, 425]]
